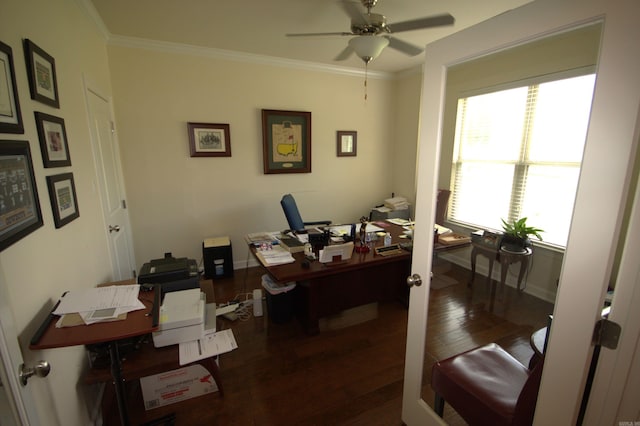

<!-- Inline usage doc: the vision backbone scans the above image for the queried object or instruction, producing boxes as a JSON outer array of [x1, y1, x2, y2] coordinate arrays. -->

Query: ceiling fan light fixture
[[348, 35, 389, 64]]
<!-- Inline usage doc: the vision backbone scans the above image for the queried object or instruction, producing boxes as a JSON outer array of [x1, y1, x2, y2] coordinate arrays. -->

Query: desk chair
[[435, 189, 451, 225], [431, 343, 544, 426], [280, 194, 331, 232]]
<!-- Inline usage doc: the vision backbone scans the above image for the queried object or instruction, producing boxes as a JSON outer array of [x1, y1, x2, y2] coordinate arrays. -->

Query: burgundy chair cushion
[[431, 343, 530, 426]]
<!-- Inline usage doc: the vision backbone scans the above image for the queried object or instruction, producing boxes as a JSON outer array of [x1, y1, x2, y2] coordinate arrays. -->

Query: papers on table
[[53, 285, 145, 326], [384, 196, 410, 210], [178, 329, 238, 365], [387, 218, 413, 226], [245, 231, 280, 246], [435, 224, 452, 235], [254, 245, 295, 266]]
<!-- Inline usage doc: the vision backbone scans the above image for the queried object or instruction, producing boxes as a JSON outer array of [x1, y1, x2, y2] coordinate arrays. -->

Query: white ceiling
[[89, 0, 532, 74]]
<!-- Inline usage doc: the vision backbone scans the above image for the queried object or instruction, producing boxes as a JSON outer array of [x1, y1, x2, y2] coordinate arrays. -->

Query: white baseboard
[[439, 251, 557, 304]]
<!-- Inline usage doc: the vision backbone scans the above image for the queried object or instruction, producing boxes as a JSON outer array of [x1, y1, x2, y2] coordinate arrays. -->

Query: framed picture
[[23, 39, 59, 108], [187, 122, 231, 157], [0, 140, 43, 251], [34, 112, 71, 167], [261, 109, 311, 174], [337, 131, 357, 157], [0, 41, 24, 134], [46, 172, 79, 228]]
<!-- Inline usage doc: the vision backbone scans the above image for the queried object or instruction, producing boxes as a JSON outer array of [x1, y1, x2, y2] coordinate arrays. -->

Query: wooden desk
[[30, 283, 222, 426], [253, 223, 412, 335], [30, 284, 159, 426]]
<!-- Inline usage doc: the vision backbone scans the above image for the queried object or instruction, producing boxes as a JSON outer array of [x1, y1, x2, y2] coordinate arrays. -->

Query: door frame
[[401, 0, 640, 424]]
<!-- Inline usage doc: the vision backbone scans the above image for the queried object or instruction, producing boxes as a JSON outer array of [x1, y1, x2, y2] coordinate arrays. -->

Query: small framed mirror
[[337, 130, 357, 157]]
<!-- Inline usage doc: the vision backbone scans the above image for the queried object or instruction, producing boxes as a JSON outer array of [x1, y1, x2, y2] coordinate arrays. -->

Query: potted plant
[[500, 217, 544, 253]]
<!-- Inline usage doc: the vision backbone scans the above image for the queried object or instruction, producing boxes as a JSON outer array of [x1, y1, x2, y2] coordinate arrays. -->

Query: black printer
[[138, 253, 199, 293]]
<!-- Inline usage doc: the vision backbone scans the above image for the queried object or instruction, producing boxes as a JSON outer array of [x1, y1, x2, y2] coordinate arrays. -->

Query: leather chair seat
[[432, 343, 530, 426]]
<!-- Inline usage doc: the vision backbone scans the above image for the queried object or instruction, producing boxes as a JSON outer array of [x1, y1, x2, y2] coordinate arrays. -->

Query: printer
[[152, 288, 217, 347], [138, 253, 199, 293]]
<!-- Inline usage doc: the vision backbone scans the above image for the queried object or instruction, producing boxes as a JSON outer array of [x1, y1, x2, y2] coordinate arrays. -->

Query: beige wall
[[0, 0, 115, 424], [107, 44, 408, 269], [392, 70, 423, 211]]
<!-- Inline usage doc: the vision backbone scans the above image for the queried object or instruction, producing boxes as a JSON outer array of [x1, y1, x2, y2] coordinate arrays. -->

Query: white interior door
[[84, 80, 136, 281], [0, 270, 41, 425], [582, 135, 640, 424], [401, 0, 640, 424]]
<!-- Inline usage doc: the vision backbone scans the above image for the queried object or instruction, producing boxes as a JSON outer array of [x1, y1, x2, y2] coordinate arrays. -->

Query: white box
[[152, 289, 205, 347], [140, 364, 218, 410]]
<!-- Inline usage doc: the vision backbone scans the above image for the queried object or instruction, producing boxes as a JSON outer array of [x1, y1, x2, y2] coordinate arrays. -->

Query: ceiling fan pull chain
[[364, 63, 368, 101]]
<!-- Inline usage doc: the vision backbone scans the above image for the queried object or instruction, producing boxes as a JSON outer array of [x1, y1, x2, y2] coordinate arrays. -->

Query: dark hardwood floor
[[104, 261, 553, 426]]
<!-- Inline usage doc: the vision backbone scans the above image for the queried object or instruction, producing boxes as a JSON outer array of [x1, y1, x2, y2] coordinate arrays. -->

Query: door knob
[[109, 225, 121, 233], [406, 273, 423, 288], [19, 361, 51, 386]]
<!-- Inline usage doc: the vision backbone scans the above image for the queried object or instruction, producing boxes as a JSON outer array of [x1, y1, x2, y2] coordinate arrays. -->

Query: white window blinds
[[449, 73, 596, 247]]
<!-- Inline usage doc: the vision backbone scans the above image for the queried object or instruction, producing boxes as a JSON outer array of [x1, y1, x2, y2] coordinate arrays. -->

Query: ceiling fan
[[286, 0, 455, 64]]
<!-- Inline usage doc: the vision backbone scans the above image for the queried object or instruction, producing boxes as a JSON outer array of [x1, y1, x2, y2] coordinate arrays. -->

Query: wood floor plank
[[101, 262, 553, 425]]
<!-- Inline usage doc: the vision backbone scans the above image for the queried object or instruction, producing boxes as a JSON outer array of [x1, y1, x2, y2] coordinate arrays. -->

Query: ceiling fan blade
[[384, 36, 424, 57], [340, 0, 367, 26], [286, 32, 353, 37], [334, 46, 354, 61], [387, 13, 455, 33]]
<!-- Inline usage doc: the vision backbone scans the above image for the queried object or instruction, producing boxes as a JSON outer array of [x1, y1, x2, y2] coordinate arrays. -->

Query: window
[[449, 73, 596, 247]]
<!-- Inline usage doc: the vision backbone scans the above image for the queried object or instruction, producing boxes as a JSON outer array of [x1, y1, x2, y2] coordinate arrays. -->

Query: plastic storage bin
[[261, 274, 296, 324]]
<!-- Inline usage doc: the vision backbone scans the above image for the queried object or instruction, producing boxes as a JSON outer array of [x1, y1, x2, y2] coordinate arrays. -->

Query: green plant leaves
[[501, 217, 544, 241]]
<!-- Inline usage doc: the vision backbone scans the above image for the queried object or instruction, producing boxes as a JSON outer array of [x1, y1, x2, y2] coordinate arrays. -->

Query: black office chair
[[280, 194, 331, 232]]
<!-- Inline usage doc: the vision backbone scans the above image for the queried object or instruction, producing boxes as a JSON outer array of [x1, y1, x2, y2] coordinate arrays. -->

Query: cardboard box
[[140, 364, 218, 410]]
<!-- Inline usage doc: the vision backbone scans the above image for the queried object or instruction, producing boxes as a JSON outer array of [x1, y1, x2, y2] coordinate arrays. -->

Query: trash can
[[261, 274, 296, 324], [202, 236, 233, 279]]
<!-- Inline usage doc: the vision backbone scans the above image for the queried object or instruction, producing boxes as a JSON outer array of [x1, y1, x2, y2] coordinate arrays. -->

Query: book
[[278, 235, 305, 253]]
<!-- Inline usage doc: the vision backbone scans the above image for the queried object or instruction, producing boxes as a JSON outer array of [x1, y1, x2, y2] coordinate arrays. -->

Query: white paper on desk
[[328, 225, 352, 236], [53, 285, 141, 315], [387, 218, 411, 226], [78, 299, 146, 324], [356, 223, 384, 233], [179, 329, 238, 365]]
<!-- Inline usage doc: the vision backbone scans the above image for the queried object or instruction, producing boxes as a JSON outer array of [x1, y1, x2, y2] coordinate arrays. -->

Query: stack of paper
[[178, 329, 238, 365], [245, 231, 279, 247], [435, 224, 452, 235], [53, 285, 145, 327], [254, 245, 295, 266], [384, 196, 410, 210]]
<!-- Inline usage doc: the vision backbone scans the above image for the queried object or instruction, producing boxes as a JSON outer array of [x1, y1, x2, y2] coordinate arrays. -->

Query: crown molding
[[107, 35, 396, 80], [76, 0, 110, 40], [77, 0, 408, 79]]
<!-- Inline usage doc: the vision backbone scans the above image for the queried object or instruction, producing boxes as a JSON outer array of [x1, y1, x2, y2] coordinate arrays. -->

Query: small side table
[[469, 243, 500, 287], [499, 247, 533, 291], [469, 244, 533, 291]]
